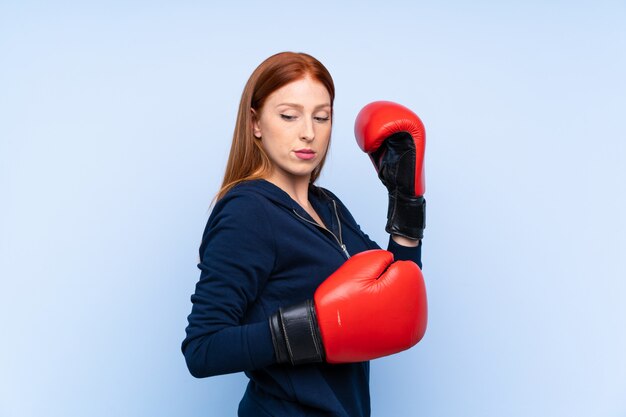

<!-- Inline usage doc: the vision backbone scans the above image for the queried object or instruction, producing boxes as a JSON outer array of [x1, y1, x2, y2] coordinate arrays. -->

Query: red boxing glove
[[354, 101, 426, 240], [269, 250, 427, 365], [315, 250, 427, 363]]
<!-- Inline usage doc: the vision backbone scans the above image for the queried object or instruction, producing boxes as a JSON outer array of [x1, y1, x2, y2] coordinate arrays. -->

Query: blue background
[[1, 1, 625, 416]]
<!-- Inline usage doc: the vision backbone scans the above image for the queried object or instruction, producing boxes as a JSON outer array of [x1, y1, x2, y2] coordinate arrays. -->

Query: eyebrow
[[276, 102, 331, 109]]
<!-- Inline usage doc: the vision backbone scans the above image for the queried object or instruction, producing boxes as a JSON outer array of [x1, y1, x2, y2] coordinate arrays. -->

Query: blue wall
[[1, 1, 625, 416]]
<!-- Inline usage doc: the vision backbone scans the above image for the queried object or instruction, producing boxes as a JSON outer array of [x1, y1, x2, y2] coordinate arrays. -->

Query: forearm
[[387, 234, 422, 269], [182, 320, 275, 378]]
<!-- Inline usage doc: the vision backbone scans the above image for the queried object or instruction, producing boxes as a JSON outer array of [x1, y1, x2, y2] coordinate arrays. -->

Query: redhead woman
[[182, 51, 427, 417]]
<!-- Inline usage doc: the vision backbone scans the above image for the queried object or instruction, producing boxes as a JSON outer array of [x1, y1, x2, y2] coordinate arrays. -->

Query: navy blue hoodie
[[182, 179, 422, 417]]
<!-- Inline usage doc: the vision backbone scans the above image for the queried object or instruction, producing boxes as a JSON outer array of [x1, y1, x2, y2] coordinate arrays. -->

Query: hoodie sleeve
[[386, 235, 422, 269], [355, 218, 423, 269], [181, 192, 277, 378], [320, 187, 423, 269]]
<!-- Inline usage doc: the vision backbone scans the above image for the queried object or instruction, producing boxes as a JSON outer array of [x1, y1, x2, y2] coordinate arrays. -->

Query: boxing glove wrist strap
[[386, 192, 426, 240], [269, 300, 325, 365]]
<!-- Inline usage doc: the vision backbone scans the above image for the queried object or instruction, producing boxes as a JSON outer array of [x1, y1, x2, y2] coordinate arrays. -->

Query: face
[[251, 76, 332, 185]]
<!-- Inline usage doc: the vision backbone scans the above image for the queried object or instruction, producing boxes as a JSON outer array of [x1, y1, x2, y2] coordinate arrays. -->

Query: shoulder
[[200, 182, 274, 250], [211, 179, 288, 222], [213, 183, 267, 217]]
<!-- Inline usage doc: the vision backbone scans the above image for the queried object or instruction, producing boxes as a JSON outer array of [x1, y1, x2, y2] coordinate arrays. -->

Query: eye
[[280, 114, 296, 121], [314, 117, 330, 123]]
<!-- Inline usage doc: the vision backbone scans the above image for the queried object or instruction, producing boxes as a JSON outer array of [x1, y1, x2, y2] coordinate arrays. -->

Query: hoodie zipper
[[292, 200, 351, 259]]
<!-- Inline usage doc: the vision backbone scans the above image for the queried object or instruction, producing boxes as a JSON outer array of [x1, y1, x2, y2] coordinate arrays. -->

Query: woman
[[182, 51, 426, 417]]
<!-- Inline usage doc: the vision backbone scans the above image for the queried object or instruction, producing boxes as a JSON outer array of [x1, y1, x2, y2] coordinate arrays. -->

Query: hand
[[354, 101, 426, 240], [269, 249, 427, 365]]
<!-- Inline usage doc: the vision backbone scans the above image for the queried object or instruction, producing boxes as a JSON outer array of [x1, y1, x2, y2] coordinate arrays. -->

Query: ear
[[250, 108, 262, 139]]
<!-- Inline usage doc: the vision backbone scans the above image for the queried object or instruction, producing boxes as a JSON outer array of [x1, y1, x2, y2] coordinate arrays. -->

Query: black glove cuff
[[268, 300, 325, 365], [386, 192, 426, 240], [269, 313, 290, 364]]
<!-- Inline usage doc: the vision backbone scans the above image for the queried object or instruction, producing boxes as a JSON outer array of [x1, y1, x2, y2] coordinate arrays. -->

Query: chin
[[273, 162, 319, 181], [287, 165, 317, 177], [286, 170, 315, 180]]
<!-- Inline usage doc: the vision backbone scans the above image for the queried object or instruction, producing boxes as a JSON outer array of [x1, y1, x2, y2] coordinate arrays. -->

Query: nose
[[300, 118, 315, 142]]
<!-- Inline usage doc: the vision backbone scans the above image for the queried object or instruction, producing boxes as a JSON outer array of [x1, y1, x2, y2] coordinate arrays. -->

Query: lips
[[294, 149, 316, 160]]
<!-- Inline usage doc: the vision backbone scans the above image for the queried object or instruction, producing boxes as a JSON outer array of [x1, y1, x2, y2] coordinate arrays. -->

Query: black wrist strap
[[386, 192, 426, 240], [269, 313, 290, 364], [268, 300, 325, 365]]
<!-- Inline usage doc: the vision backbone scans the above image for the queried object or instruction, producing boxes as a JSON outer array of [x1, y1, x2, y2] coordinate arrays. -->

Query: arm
[[354, 101, 426, 268], [388, 234, 422, 269], [181, 193, 276, 378], [361, 227, 422, 269]]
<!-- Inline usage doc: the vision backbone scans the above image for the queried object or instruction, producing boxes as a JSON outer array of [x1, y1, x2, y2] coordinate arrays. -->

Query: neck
[[264, 172, 312, 207]]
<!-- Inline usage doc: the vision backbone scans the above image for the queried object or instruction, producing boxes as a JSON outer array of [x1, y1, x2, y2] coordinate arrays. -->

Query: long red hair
[[213, 51, 335, 204]]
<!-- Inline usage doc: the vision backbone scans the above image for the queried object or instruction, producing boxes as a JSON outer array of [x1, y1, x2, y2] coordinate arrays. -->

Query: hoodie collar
[[234, 179, 335, 211], [233, 179, 347, 256]]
